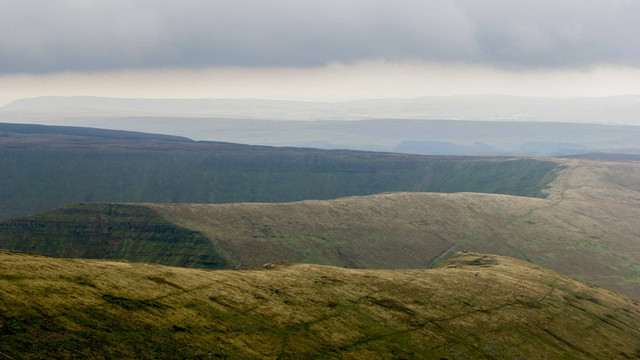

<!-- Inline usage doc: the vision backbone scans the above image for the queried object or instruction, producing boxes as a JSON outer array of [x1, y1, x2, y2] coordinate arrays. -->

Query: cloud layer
[[1, 0, 639, 73]]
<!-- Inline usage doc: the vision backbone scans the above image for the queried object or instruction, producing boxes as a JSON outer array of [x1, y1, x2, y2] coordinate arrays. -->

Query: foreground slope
[[1, 251, 639, 359]]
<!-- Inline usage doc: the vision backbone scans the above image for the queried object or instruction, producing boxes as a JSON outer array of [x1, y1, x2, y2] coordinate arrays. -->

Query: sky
[[1, 0, 640, 104]]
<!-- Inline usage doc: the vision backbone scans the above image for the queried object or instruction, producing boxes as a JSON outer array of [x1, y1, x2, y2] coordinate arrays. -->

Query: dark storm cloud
[[1, 0, 639, 74]]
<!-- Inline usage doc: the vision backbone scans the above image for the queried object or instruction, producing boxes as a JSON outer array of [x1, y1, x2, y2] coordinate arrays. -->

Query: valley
[[3, 151, 640, 300], [2, 123, 640, 358], [4, 2, 640, 358]]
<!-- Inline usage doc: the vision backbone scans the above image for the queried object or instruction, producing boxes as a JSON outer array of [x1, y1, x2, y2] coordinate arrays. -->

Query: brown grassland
[[148, 158, 640, 300], [1, 251, 640, 359]]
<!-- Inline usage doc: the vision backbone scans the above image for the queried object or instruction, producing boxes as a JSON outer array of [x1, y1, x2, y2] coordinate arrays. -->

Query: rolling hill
[[145, 158, 640, 301], [2, 157, 640, 301], [1, 250, 639, 359], [0, 123, 559, 220]]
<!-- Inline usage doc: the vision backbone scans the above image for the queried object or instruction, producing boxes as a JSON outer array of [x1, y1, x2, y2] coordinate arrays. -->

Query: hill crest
[[1, 250, 639, 359]]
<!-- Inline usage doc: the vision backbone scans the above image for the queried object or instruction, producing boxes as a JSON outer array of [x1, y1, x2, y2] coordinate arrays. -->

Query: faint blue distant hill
[[3, 95, 640, 156]]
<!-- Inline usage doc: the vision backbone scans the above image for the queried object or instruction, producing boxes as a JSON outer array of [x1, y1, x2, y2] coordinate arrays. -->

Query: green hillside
[[0, 203, 224, 268], [147, 158, 640, 301], [3, 158, 639, 301], [1, 250, 639, 359], [0, 123, 559, 220]]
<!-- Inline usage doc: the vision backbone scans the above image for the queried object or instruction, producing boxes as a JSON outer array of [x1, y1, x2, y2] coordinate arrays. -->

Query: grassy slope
[[147, 159, 640, 300], [1, 250, 639, 359], [0, 159, 640, 299], [2, 158, 639, 300], [0, 203, 224, 268], [0, 126, 559, 220], [149, 192, 549, 269]]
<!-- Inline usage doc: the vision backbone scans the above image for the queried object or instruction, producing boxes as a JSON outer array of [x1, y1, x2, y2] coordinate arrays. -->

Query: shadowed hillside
[[1, 251, 639, 359], [0, 123, 559, 219], [0, 203, 224, 268]]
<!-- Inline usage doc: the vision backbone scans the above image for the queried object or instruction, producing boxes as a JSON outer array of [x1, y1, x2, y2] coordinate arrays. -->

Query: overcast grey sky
[[1, 0, 639, 101]]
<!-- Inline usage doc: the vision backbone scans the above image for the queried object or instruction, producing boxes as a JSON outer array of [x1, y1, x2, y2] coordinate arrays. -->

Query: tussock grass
[[1, 251, 639, 359]]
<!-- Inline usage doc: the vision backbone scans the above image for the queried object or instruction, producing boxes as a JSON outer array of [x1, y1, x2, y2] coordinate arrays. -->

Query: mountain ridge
[[0, 123, 560, 220]]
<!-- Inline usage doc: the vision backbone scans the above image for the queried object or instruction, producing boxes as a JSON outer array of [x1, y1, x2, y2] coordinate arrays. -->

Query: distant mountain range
[[3, 95, 640, 156]]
